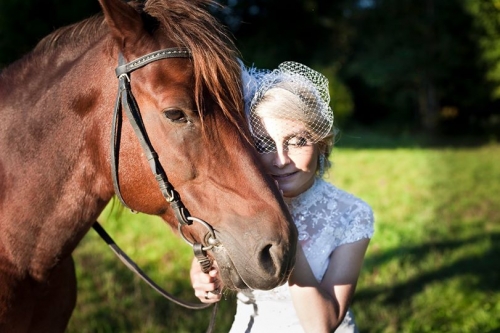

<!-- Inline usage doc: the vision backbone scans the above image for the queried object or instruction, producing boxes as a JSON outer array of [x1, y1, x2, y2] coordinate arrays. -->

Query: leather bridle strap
[[110, 48, 192, 226], [99, 48, 220, 332], [115, 48, 190, 76], [92, 221, 212, 310]]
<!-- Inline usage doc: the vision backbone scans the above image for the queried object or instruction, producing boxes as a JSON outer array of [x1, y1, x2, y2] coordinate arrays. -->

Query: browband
[[115, 48, 191, 77]]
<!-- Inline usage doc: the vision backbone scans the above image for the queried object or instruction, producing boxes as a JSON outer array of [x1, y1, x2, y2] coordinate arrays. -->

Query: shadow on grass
[[357, 232, 500, 305]]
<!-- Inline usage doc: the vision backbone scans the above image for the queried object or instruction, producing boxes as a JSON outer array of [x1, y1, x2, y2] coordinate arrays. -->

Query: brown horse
[[0, 0, 297, 331]]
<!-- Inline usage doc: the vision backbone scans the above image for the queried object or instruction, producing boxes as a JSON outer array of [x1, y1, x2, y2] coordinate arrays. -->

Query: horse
[[0, 0, 298, 331]]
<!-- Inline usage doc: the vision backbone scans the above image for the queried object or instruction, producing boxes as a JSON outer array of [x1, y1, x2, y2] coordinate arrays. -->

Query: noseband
[[92, 48, 223, 317]]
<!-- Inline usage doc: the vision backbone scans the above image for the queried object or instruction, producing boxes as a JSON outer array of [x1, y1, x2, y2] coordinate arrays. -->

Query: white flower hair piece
[[239, 60, 271, 115]]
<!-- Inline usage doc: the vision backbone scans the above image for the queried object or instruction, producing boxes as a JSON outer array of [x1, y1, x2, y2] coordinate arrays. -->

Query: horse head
[[98, 0, 297, 290]]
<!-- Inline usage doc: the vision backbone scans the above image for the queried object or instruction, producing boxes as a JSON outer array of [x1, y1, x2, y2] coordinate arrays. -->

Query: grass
[[67, 143, 500, 333]]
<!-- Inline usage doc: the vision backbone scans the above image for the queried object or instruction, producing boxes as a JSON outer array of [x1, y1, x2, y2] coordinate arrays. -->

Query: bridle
[[112, 47, 219, 253], [92, 47, 222, 323]]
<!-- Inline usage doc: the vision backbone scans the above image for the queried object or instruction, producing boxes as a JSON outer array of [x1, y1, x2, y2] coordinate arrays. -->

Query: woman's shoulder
[[315, 179, 375, 242], [315, 179, 374, 231], [290, 178, 374, 226], [316, 179, 373, 212]]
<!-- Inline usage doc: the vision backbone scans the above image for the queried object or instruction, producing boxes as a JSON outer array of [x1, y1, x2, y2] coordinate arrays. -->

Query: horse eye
[[164, 109, 187, 123]]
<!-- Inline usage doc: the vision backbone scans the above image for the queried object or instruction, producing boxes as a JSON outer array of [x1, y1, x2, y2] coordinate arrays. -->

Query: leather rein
[[92, 48, 220, 318]]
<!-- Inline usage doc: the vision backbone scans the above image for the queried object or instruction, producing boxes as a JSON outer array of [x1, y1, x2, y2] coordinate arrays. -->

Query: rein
[[92, 47, 220, 330]]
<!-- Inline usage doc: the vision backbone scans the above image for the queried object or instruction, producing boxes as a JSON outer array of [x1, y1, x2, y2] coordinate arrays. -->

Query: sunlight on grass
[[331, 145, 500, 333], [68, 144, 500, 333]]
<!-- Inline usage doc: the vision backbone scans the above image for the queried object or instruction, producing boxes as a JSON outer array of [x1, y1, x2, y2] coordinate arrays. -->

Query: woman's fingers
[[192, 264, 222, 303], [197, 288, 222, 303]]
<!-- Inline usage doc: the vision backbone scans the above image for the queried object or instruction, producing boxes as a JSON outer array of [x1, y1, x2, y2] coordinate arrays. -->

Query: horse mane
[[27, 0, 249, 141], [144, 0, 247, 138]]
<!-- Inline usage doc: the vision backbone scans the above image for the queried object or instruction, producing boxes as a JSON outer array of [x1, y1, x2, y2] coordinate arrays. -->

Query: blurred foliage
[[211, 0, 500, 139], [1, 0, 500, 139], [0, 0, 100, 65], [464, 0, 500, 99]]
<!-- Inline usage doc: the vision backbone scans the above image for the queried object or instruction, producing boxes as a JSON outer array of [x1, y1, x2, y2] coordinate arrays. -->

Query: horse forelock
[[145, 0, 251, 142]]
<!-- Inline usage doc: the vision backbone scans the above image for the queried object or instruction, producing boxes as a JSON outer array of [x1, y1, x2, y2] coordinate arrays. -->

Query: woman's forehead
[[258, 117, 306, 138]]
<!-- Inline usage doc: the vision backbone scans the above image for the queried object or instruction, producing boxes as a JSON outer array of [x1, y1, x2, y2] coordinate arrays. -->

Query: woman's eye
[[287, 136, 308, 147], [164, 109, 187, 123], [255, 138, 276, 153]]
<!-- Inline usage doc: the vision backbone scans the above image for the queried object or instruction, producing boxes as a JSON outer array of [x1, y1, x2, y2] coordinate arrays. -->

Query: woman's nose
[[273, 149, 290, 168]]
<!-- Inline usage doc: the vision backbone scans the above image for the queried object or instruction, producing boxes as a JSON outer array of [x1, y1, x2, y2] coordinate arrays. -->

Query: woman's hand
[[190, 257, 222, 303]]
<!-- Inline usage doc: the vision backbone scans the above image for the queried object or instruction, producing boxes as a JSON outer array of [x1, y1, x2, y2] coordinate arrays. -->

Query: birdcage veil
[[240, 61, 334, 154]]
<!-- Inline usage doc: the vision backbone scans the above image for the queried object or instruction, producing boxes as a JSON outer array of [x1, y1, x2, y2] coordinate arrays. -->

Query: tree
[[338, 0, 498, 135], [2, 0, 498, 137], [211, 0, 356, 125]]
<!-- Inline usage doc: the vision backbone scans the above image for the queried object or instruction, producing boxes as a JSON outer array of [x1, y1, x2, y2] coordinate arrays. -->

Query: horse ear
[[98, 0, 144, 49]]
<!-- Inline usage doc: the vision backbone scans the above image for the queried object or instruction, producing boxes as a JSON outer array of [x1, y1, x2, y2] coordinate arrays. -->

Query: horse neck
[[0, 40, 117, 279]]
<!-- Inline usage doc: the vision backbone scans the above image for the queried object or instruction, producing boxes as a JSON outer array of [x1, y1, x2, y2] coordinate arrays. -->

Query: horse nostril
[[258, 243, 278, 275]]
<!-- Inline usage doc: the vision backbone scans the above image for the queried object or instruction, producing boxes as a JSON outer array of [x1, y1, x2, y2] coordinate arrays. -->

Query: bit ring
[[178, 216, 219, 251]]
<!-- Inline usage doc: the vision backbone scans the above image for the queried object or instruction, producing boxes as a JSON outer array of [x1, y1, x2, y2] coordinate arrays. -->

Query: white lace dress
[[229, 178, 374, 333]]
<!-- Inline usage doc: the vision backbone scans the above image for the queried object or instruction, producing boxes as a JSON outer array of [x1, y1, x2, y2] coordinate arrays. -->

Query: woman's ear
[[317, 142, 327, 155]]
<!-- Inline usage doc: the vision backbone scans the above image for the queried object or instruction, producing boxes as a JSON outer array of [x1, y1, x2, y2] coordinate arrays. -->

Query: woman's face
[[255, 117, 319, 198]]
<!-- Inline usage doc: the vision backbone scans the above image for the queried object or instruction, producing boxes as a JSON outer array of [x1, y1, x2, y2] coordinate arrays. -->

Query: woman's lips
[[271, 171, 298, 180]]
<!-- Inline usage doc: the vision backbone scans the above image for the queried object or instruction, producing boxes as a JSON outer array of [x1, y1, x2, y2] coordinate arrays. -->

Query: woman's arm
[[288, 238, 370, 333]]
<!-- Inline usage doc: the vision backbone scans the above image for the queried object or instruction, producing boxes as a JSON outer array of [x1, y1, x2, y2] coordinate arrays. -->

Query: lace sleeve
[[288, 179, 374, 281], [339, 197, 374, 246]]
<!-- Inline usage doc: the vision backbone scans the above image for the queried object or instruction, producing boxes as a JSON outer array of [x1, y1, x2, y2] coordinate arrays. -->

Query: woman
[[190, 61, 374, 333]]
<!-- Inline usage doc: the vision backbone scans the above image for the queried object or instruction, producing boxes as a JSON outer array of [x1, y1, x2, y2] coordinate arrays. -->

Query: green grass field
[[67, 143, 500, 333]]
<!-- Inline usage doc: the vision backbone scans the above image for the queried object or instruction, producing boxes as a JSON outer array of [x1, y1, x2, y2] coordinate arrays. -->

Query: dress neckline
[[285, 177, 320, 208]]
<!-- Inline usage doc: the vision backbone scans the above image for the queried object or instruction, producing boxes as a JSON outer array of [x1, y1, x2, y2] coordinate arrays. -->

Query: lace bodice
[[289, 178, 374, 281], [229, 178, 374, 332]]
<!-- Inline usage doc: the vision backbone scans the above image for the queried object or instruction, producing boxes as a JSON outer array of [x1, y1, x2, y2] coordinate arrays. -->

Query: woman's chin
[[280, 187, 297, 198]]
